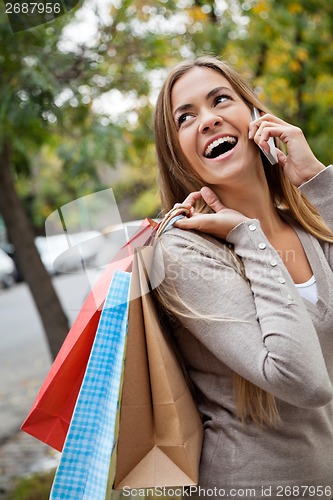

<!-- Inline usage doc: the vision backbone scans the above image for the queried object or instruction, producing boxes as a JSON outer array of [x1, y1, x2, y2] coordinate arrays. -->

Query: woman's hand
[[248, 113, 325, 187], [173, 187, 250, 239]]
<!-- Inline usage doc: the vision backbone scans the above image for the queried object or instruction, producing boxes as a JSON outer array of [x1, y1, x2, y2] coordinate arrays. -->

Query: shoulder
[[154, 227, 238, 269]]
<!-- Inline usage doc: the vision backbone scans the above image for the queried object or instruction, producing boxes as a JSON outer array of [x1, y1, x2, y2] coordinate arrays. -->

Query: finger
[[258, 136, 273, 155], [253, 113, 286, 128], [253, 124, 281, 153], [173, 191, 202, 211], [174, 213, 201, 229], [172, 192, 202, 218], [182, 191, 202, 206], [174, 213, 218, 234], [276, 148, 287, 167], [258, 123, 285, 141], [200, 187, 225, 212], [249, 113, 281, 139], [255, 120, 299, 145], [248, 121, 259, 140], [173, 202, 192, 211]]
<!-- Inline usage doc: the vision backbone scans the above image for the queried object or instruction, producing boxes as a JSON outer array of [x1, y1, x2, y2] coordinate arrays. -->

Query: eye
[[214, 94, 231, 106], [177, 113, 193, 128]]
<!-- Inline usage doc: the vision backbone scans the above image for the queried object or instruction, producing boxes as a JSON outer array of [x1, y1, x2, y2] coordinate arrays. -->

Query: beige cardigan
[[154, 166, 333, 499]]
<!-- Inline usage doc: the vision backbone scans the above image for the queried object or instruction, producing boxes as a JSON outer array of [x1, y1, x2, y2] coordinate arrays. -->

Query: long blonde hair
[[154, 56, 333, 426]]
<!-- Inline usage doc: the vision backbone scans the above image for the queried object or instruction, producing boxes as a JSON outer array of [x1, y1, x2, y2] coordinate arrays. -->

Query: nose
[[198, 110, 223, 133]]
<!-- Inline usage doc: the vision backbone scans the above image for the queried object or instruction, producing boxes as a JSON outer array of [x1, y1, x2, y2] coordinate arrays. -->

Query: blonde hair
[[154, 56, 333, 426]]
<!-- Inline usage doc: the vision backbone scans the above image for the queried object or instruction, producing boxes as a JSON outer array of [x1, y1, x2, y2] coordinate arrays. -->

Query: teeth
[[205, 136, 237, 157]]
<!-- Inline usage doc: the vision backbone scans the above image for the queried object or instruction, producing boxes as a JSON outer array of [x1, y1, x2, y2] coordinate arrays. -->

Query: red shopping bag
[[21, 218, 157, 452]]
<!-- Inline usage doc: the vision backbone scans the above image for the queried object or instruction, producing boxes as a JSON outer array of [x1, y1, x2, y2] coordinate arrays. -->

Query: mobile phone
[[251, 107, 278, 165]]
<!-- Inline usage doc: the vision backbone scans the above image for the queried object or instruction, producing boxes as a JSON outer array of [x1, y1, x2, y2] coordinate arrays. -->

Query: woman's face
[[171, 66, 262, 188]]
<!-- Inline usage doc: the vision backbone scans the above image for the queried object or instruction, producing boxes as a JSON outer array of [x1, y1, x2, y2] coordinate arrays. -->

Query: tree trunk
[[254, 42, 268, 80], [0, 140, 70, 360], [295, 24, 307, 128]]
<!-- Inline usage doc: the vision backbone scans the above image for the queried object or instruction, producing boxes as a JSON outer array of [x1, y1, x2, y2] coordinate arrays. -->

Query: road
[[0, 272, 101, 496], [0, 271, 95, 442]]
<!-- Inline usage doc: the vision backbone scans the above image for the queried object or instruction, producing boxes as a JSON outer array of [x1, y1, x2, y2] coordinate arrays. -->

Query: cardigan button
[[258, 242, 266, 250], [270, 259, 277, 267], [248, 224, 257, 231], [277, 276, 286, 284]]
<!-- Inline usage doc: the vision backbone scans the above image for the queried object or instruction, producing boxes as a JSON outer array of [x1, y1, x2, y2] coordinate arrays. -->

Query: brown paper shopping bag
[[110, 246, 203, 490]]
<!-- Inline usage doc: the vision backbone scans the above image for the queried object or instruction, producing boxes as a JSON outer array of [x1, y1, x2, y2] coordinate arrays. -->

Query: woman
[[153, 56, 333, 499]]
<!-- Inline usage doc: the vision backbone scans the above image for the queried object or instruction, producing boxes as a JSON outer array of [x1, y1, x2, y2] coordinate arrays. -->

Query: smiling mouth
[[204, 136, 238, 159]]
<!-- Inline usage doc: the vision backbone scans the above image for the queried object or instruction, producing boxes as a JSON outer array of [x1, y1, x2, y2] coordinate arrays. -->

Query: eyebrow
[[173, 86, 234, 118]]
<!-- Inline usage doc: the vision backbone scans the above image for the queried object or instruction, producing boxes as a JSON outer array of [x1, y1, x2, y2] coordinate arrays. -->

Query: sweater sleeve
[[299, 164, 333, 269], [299, 164, 333, 229], [155, 226, 333, 409]]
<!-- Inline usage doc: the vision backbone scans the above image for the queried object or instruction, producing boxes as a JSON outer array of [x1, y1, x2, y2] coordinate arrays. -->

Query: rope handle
[[155, 205, 190, 238]]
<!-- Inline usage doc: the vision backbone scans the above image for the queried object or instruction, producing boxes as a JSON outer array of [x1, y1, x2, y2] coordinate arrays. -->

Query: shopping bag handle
[[155, 205, 190, 238]]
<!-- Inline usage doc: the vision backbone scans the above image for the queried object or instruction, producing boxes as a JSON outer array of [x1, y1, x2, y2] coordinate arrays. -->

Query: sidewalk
[[0, 431, 60, 499], [0, 274, 88, 499]]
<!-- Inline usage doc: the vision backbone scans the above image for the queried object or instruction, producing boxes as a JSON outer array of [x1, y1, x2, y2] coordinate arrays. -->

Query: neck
[[213, 172, 285, 239]]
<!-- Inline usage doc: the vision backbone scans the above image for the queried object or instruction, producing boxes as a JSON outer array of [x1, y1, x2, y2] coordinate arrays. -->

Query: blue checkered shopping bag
[[50, 269, 131, 500]]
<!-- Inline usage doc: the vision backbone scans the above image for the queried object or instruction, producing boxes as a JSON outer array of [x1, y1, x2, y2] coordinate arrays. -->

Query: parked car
[[0, 243, 24, 282], [35, 230, 104, 275], [0, 248, 16, 288], [93, 220, 146, 268], [81, 220, 149, 297]]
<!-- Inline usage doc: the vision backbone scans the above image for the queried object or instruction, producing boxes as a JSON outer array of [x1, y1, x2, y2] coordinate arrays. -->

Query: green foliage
[[8, 469, 55, 500], [1, 0, 333, 226], [0, 9, 124, 230], [234, 0, 333, 166], [7, 469, 181, 500]]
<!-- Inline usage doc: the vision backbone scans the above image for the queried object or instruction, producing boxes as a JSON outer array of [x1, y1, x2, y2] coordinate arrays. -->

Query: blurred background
[[1, 0, 333, 498]]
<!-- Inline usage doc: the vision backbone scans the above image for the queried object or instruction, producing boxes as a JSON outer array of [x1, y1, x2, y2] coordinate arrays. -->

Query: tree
[[234, 0, 333, 164], [0, 1, 161, 357], [0, 14, 112, 358]]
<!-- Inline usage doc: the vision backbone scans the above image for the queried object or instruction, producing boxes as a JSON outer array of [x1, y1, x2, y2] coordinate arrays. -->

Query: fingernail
[[248, 130, 252, 139]]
